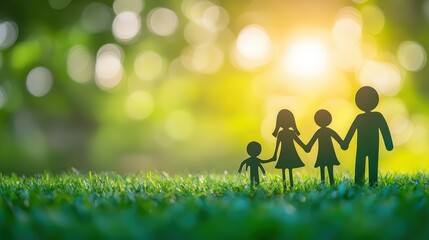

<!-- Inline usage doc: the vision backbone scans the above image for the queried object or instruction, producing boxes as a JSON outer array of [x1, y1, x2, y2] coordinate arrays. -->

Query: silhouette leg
[[255, 173, 260, 186], [368, 152, 379, 187], [282, 169, 287, 189], [327, 165, 334, 186], [250, 173, 254, 188], [289, 169, 294, 188], [355, 153, 366, 186], [320, 167, 325, 185]]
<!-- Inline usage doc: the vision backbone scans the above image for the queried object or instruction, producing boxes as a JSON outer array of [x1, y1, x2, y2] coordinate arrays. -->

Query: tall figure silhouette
[[271, 109, 306, 189], [343, 86, 393, 187], [306, 109, 344, 186]]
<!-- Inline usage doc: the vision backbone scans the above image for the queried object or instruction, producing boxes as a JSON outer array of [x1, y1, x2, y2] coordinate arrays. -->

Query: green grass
[[1, 171, 429, 239]]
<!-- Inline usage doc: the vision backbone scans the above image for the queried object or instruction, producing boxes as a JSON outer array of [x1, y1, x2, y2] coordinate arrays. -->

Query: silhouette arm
[[293, 134, 307, 151], [271, 136, 281, 160], [343, 117, 358, 150], [259, 163, 266, 175], [238, 160, 247, 173], [331, 129, 344, 147], [378, 114, 394, 151], [260, 158, 275, 163], [306, 133, 318, 153]]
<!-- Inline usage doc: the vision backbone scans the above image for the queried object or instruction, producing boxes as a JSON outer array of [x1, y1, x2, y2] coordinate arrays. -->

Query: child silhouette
[[270, 109, 306, 189], [343, 86, 393, 187], [238, 141, 272, 187], [305, 109, 344, 186]]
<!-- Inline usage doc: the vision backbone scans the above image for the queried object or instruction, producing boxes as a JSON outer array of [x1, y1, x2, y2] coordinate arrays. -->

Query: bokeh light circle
[[184, 22, 217, 46], [361, 5, 385, 35], [49, 0, 71, 10], [147, 8, 179, 36], [332, 17, 361, 49], [0, 87, 7, 109], [358, 60, 402, 96], [236, 24, 271, 61], [181, 45, 224, 74], [95, 44, 124, 91], [67, 45, 94, 83], [125, 91, 154, 120], [397, 41, 427, 72], [113, 11, 141, 42], [81, 3, 112, 33], [134, 51, 165, 81], [0, 21, 19, 49], [113, 0, 144, 14], [201, 5, 229, 31], [26, 67, 53, 97]]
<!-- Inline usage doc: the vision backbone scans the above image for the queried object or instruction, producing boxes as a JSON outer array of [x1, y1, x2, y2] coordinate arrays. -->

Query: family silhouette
[[238, 86, 394, 188]]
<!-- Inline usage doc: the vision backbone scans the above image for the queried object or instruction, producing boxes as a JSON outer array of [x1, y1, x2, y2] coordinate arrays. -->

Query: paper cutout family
[[238, 86, 394, 188]]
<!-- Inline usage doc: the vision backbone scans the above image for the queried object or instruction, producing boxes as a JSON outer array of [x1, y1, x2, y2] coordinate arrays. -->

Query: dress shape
[[275, 129, 305, 169], [312, 128, 341, 167]]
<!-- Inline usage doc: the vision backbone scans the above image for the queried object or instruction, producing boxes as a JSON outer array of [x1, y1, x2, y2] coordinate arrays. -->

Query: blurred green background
[[0, 0, 428, 174]]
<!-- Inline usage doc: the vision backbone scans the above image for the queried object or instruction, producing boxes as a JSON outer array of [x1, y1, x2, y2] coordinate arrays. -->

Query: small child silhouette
[[238, 141, 272, 187], [305, 109, 344, 186], [343, 86, 393, 187]]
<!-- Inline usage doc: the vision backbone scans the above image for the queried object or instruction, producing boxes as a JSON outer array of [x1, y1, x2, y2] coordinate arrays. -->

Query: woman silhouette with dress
[[271, 109, 306, 189], [306, 109, 344, 186]]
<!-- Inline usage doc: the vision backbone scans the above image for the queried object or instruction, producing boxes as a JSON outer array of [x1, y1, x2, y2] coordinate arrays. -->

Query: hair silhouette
[[343, 86, 393, 187], [272, 109, 300, 137]]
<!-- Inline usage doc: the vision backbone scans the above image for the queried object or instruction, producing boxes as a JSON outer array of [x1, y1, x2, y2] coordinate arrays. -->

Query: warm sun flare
[[283, 39, 330, 78]]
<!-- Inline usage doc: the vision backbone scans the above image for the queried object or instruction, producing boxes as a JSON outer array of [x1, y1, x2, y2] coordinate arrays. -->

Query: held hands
[[386, 142, 394, 151], [341, 140, 349, 150], [303, 145, 311, 153]]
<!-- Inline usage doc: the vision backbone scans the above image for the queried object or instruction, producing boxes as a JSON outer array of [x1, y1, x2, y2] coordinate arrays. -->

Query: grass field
[[1, 171, 429, 239]]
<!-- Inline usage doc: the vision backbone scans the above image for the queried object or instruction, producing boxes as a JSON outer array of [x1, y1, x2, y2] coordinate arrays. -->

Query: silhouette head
[[272, 109, 300, 137], [247, 141, 262, 157], [314, 109, 332, 127], [355, 86, 379, 112]]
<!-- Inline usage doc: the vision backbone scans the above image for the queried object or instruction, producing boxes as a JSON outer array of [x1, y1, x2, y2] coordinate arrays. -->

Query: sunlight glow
[[283, 39, 329, 78]]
